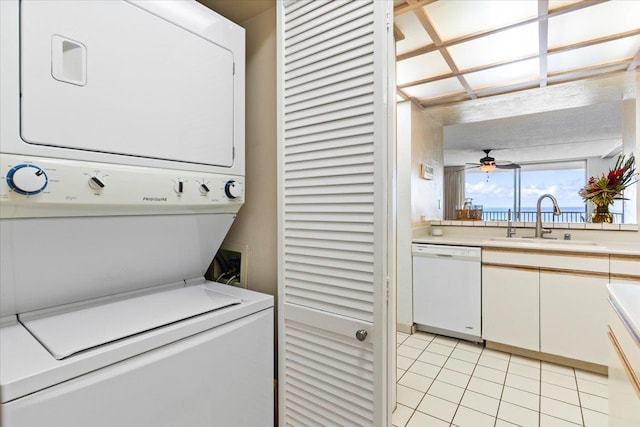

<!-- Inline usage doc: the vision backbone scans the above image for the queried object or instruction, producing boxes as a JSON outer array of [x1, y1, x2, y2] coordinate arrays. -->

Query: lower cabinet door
[[482, 265, 539, 351], [540, 271, 608, 365]]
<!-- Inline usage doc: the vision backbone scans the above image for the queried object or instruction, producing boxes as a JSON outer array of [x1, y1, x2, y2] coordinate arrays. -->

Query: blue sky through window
[[465, 167, 587, 211]]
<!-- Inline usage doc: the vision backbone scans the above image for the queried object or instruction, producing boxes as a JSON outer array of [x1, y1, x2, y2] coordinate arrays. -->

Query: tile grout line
[[410, 335, 453, 425], [445, 340, 476, 426], [493, 350, 511, 427], [574, 367, 586, 426]]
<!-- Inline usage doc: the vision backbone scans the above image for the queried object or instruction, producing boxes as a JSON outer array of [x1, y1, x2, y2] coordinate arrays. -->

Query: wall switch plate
[[420, 163, 434, 180]]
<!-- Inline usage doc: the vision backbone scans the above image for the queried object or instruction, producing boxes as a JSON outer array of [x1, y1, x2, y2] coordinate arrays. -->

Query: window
[[465, 160, 590, 223]]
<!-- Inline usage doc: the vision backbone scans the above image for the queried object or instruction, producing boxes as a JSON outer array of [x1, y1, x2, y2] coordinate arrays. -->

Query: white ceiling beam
[[394, 0, 437, 17], [538, 0, 549, 88], [601, 142, 623, 159], [417, 59, 634, 108], [420, 72, 638, 126]]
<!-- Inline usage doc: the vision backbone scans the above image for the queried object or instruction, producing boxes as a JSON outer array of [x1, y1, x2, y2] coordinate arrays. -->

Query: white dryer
[[0, 1, 273, 426]]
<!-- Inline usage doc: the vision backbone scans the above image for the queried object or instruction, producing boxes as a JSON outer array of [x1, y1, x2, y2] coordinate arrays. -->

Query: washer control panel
[[0, 154, 244, 218]]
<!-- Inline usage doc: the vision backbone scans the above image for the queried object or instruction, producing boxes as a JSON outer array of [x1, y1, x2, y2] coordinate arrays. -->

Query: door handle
[[51, 35, 87, 86], [355, 329, 368, 342]]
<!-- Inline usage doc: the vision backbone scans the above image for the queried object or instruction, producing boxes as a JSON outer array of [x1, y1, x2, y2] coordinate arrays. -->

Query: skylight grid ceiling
[[394, 0, 640, 108]]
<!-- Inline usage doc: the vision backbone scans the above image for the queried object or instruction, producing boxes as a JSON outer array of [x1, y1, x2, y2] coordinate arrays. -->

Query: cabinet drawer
[[610, 255, 640, 282], [483, 248, 609, 273]]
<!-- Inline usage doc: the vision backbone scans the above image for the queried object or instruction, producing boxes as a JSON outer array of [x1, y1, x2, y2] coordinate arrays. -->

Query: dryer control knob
[[224, 180, 240, 199], [199, 183, 210, 194], [174, 181, 184, 194], [6, 164, 48, 195], [88, 176, 105, 190]]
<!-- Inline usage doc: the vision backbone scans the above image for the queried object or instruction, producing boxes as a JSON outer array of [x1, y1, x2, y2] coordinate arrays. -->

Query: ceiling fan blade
[[496, 163, 521, 169], [456, 165, 480, 172]]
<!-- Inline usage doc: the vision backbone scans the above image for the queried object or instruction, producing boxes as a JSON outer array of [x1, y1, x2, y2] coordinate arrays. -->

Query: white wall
[[584, 98, 638, 224], [622, 97, 638, 223], [396, 102, 412, 333], [411, 105, 444, 223], [396, 102, 444, 333], [211, 7, 277, 297]]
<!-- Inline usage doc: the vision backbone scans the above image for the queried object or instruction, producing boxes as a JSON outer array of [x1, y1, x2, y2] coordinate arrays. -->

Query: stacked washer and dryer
[[0, 1, 273, 426]]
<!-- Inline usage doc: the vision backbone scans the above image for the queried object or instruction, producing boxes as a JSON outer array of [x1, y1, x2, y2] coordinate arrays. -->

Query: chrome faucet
[[535, 194, 561, 238]]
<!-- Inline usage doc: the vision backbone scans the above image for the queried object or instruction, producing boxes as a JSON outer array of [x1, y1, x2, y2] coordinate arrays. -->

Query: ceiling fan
[[466, 149, 521, 172]]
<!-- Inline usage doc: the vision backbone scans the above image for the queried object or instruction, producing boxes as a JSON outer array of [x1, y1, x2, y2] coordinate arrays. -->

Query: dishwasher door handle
[[435, 253, 454, 257]]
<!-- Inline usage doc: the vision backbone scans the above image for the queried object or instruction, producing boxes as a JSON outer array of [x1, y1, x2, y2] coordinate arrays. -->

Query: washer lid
[[19, 285, 241, 360]]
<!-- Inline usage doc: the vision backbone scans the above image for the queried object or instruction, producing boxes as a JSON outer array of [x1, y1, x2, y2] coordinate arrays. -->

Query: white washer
[[0, 1, 273, 426]]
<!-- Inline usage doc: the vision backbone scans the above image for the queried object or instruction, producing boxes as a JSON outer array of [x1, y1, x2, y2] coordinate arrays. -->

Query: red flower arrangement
[[579, 153, 637, 207]]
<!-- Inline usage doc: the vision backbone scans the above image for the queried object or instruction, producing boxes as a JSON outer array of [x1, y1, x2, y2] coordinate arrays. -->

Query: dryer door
[[20, 0, 235, 167]]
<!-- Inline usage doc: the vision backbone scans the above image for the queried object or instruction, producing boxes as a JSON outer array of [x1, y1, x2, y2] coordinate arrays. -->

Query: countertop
[[607, 283, 640, 344], [412, 230, 640, 256]]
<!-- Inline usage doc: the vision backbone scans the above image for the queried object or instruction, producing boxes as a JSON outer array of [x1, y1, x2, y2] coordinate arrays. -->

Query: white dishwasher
[[412, 244, 482, 342]]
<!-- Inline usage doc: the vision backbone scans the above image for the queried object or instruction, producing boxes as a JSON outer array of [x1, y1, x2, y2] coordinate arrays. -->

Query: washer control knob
[[6, 164, 48, 195], [199, 183, 210, 194], [224, 180, 240, 199], [88, 176, 105, 190], [175, 181, 184, 194]]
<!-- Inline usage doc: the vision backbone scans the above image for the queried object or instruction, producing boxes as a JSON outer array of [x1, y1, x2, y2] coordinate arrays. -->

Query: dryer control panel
[[0, 154, 244, 218]]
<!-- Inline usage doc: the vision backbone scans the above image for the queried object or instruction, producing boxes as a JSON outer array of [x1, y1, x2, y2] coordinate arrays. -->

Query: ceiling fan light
[[480, 163, 496, 172]]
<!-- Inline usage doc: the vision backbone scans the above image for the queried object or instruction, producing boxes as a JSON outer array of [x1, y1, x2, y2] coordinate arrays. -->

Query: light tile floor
[[394, 331, 608, 427]]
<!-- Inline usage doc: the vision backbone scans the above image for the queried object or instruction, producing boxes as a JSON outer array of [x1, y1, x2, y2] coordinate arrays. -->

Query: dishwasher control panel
[[412, 244, 481, 259]]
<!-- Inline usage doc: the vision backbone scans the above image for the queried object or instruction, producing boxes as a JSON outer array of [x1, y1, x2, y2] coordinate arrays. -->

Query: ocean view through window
[[463, 161, 622, 223]]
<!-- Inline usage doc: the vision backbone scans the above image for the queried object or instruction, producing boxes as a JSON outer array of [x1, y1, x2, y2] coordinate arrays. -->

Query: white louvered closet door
[[278, 1, 393, 426]]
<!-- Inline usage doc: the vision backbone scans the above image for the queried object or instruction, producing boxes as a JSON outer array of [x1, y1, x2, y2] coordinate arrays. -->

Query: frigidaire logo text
[[142, 197, 168, 202]]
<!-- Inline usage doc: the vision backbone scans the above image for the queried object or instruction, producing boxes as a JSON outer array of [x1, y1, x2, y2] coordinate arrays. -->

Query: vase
[[591, 204, 613, 223]]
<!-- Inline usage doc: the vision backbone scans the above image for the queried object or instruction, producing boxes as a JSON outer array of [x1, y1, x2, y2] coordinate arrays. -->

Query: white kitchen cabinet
[[540, 271, 609, 365], [610, 254, 640, 285], [607, 286, 640, 427], [482, 247, 610, 368], [482, 265, 540, 352]]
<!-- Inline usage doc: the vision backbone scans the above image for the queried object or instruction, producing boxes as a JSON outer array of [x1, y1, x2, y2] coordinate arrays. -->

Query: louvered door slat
[[286, 43, 373, 81], [286, 270, 373, 293], [285, 1, 364, 43], [279, 1, 391, 425], [285, 83, 374, 114], [284, 187, 373, 200], [286, 103, 374, 131], [284, 114, 373, 139], [285, 173, 374, 189], [285, 5, 374, 65], [284, 228, 374, 243], [287, 263, 371, 294], [285, 236, 373, 251], [287, 166, 373, 181], [284, 121, 373, 146], [287, 385, 369, 427], [284, 0, 333, 31], [285, 93, 374, 124]]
